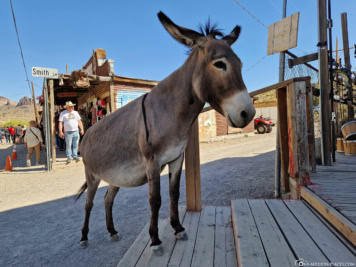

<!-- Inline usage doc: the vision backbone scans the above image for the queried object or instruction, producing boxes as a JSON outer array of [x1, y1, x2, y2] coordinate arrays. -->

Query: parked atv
[[254, 116, 273, 134]]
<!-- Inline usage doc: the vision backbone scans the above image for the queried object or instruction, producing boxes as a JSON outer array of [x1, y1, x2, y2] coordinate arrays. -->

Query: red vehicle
[[254, 115, 273, 134]]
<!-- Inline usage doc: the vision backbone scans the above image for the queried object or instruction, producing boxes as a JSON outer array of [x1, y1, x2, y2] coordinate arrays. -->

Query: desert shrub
[[1, 120, 30, 128]]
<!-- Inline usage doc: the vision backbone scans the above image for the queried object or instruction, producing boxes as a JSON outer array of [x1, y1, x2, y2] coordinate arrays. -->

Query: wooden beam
[[288, 52, 318, 68], [306, 82, 316, 173], [301, 186, 356, 246], [109, 79, 115, 113], [184, 120, 202, 212], [49, 80, 56, 164], [285, 51, 319, 72]]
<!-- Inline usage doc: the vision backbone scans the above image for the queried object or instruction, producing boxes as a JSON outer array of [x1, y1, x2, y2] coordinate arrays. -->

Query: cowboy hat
[[64, 101, 76, 108]]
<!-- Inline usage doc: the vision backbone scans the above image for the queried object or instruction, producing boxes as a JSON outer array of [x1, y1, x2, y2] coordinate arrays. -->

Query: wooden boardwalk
[[231, 199, 355, 267], [118, 200, 355, 267], [118, 206, 237, 267], [306, 153, 356, 224]]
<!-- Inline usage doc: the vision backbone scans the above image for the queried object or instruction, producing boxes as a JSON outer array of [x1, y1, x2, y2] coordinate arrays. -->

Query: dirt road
[[0, 131, 276, 267]]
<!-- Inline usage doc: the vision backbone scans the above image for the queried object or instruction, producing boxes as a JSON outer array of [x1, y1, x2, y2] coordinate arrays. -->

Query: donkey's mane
[[198, 19, 223, 38]]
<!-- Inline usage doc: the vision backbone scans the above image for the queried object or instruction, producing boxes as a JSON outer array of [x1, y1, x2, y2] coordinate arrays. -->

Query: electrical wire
[[243, 55, 267, 74], [232, 0, 268, 29], [9, 0, 32, 96]]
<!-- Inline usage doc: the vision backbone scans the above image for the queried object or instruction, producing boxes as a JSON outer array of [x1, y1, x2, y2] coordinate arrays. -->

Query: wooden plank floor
[[307, 153, 356, 224], [231, 199, 356, 267], [117, 206, 237, 267]]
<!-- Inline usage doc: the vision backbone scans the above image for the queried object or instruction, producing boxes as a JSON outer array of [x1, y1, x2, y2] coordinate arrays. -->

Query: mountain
[[0, 96, 17, 106], [16, 96, 33, 107]]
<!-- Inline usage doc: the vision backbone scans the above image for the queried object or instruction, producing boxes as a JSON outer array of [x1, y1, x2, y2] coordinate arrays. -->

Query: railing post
[[185, 119, 202, 211]]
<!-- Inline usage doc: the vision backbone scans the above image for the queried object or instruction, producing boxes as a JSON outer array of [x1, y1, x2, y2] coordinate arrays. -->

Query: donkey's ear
[[158, 11, 203, 47], [222, 26, 241, 46]]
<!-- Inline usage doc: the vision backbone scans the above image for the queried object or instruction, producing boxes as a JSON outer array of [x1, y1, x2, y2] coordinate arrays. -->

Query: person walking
[[8, 126, 15, 143], [0, 128, 5, 143], [24, 120, 43, 167], [15, 124, 22, 143], [59, 101, 84, 163], [4, 127, 11, 143]]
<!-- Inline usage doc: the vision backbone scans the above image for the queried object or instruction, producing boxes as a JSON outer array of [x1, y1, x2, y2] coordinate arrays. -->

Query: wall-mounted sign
[[57, 92, 77, 97], [32, 67, 58, 78]]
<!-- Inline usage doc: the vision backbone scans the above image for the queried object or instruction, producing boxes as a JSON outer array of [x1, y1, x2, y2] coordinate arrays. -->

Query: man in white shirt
[[59, 101, 84, 163]]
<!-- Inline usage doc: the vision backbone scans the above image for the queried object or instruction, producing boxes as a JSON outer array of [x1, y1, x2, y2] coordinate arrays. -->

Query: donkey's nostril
[[241, 110, 248, 120]]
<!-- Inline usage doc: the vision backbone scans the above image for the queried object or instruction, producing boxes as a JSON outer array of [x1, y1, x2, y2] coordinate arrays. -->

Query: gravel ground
[[0, 131, 276, 267]]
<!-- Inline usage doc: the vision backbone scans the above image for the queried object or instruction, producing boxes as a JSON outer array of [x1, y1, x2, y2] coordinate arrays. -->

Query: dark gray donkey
[[76, 11, 255, 255]]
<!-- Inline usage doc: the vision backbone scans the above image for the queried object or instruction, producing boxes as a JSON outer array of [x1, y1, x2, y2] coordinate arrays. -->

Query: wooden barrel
[[341, 121, 356, 140], [336, 138, 344, 152], [343, 140, 356, 155]]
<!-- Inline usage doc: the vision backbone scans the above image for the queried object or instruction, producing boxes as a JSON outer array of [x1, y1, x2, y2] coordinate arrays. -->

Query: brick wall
[[215, 112, 228, 136]]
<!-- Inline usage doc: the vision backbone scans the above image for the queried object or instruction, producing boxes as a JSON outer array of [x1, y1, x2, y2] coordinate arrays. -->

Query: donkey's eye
[[213, 61, 227, 71]]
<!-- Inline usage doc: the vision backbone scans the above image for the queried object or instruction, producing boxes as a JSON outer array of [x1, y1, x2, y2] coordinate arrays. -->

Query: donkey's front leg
[[146, 160, 163, 255], [168, 154, 186, 240]]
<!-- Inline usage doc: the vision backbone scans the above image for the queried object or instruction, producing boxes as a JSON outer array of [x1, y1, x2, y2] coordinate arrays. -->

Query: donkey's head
[[158, 12, 255, 128]]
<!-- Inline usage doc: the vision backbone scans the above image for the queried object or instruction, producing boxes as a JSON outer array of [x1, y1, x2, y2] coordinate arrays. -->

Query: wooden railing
[[184, 77, 316, 211]]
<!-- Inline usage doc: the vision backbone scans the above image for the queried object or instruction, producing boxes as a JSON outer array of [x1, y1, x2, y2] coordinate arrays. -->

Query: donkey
[[76, 11, 255, 254]]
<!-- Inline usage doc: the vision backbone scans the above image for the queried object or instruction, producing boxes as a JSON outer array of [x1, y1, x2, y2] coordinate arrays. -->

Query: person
[[24, 120, 43, 167], [8, 126, 15, 143], [59, 101, 84, 163], [4, 127, 10, 143], [15, 124, 22, 143], [0, 128, 5, 143]]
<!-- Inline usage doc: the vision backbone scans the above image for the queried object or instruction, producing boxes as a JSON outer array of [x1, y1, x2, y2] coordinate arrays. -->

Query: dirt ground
[[0, 130, 276, 267]]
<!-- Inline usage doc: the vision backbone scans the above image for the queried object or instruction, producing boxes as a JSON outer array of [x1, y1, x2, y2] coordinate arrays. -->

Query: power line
[[243, 55, 267, 74], [9, 0, 32, 96], [232, 0, 268, 29]]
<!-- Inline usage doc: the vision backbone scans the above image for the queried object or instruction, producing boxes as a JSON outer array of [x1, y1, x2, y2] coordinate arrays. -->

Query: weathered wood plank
[[303, 200, 356, 255], [117, 221, 151, 267], [146, 207, 186, 267], [168, 211, 201, 267], [231, 199, 269, 267], [191, 206, 216, 267], [215, 207, 227, 267], [301, 187, 356, 246], [285, 200, 356, 262], [265, 199, 329, 262], [135, 220, 168, 267], [249, 200, 295, 267], [223, 207, 238, 267]]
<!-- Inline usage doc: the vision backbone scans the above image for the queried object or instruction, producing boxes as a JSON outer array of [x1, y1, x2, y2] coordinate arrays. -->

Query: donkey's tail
[[74, 182, 88, 201]]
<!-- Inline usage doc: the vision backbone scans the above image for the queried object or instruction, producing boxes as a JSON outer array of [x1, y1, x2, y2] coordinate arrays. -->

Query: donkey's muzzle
[[223, 91, 255, 128]]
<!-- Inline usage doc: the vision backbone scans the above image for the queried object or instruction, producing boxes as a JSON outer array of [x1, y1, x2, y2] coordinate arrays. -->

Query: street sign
[[32, 67, 58, 78]]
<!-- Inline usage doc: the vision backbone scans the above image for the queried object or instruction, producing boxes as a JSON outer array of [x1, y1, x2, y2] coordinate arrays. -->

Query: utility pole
[[274, 0, 287, 197], [327, 0, 335, 162], [31, 82, 40, 124], [341, 13, 354, 120], [318, 0, 331, 166]]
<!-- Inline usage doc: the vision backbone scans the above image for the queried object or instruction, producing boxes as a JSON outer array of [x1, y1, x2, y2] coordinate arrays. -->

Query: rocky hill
[[16, 96, 34, 107], [0, 96, 17, 106]]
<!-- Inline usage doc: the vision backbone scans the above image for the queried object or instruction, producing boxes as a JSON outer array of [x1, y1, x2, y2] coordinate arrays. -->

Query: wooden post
[[287, 81, 310, 199], [184, 120, 201, 211], [110, 79, 115, 113], [31, 82, 40, 124], [318, 0, 331, 166], [306, 81, 316, 173], [277, 87, 290, 193], [66, 64, 68, 73], [341, 12, 354, 120], [49, 79, 56, 164]]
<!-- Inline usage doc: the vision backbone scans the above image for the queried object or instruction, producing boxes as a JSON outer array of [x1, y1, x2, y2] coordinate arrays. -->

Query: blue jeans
[[64, 130, 79, 159]]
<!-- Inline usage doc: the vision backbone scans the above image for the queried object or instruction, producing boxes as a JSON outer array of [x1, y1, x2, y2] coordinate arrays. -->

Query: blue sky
[[0, 0, 355, 102]]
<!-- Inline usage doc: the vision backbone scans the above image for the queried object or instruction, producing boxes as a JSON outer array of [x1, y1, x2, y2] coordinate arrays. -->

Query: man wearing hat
[[59, 101, 84, 163]]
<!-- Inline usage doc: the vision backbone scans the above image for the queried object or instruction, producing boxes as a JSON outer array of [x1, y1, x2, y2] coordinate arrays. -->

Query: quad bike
[[254, 116, 273, 134]]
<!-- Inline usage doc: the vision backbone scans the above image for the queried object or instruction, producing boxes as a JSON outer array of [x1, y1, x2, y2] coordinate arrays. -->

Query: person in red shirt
[[8, 126, 15, 143]]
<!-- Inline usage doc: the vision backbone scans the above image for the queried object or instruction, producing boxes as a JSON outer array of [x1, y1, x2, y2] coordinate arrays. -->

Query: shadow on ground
[[0, 151, 275, 267]]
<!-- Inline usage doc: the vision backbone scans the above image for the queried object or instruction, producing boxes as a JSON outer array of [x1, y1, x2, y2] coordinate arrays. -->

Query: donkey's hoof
[[151, 244, 163, 256], [80, 240, 88, 248], [111, 233, 120, 241], [175, 230, 187, 240]]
